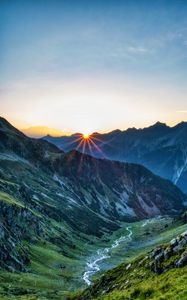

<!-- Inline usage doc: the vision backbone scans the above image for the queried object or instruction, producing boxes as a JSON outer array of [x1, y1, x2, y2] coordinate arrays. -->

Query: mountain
[[1, 117, 186, 226], [0, 117, 187, 298], [22, 126, 66, 138], [43, 121, 187, 193]]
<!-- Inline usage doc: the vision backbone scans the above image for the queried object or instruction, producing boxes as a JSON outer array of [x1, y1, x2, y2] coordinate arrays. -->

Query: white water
[[83, 227, 132, 286], [141, 219, 152, 227], [141, 216, 162, 227]]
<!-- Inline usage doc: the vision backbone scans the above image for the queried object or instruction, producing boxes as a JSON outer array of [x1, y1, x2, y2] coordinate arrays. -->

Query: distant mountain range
[[22, 125, 66, 137], [44, 121, 187, 194]]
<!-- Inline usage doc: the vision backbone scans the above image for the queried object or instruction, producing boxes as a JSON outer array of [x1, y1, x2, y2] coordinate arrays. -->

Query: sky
[[1, 0, 187, 136]]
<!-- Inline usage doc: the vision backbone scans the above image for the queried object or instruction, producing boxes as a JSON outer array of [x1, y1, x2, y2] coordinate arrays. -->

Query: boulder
[[175, 250, 187, 267]]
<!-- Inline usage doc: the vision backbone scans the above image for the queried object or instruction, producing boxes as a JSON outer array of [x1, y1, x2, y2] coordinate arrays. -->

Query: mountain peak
[[0, 116, 12, 128], [152, 121, 167, 128], [109, 129, 122, 135], [0, 116, 25, 136], [173, 121, 187, 129]]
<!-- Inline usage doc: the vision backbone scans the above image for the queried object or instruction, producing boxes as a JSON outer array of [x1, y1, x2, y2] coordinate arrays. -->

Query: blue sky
[[1, 0, 187, 134]]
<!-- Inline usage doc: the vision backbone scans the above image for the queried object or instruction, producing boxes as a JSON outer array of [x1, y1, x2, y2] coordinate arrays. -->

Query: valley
[[0, 117, 187, 299], [2, 1, 187, 299], [69, 225, 187, 300], [80, 217, 187, 288], [0, 216, 186, 300]]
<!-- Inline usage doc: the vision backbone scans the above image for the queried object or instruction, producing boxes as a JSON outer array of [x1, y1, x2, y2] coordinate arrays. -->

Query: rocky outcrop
[[148, 231, 187, 274], [69, 229, 187, 300]]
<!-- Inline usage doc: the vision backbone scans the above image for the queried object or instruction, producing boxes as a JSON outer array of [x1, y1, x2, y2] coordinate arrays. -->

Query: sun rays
[[76, 134, 106, 157], [83, 133, 90, 139], [62, 132, 114, 173], [63, 133, 105, 172]]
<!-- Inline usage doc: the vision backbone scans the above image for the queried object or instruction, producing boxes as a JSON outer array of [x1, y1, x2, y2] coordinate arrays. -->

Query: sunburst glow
[[83, 133, 90, 139]]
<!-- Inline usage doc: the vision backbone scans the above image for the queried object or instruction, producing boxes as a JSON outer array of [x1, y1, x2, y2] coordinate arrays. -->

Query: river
[[83, 226, 133, 286]]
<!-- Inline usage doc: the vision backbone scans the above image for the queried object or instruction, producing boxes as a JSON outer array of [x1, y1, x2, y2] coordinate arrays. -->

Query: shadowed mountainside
[[44, 121, 187, 193]]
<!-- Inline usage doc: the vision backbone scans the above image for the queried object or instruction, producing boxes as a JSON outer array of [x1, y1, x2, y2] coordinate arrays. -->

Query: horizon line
[[12, 119, 187, 138]]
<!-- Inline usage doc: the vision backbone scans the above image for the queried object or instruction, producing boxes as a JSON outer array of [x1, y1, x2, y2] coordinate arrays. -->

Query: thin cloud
[[127, 46, 150, 54], [177, 110, 187, 113]]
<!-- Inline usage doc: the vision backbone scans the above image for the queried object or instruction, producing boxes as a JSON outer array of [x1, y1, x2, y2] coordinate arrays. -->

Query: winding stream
[[83, 227, 133, 285]]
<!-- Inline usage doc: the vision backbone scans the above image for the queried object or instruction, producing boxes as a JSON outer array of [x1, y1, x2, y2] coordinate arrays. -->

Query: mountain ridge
[[43, 120, 187, 193], [0, 116, 186, 223], [42, 121, 186, 138]]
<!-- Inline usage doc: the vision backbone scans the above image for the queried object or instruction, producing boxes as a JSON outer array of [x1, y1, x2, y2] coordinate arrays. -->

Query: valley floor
[[0, 216, 187, 300]]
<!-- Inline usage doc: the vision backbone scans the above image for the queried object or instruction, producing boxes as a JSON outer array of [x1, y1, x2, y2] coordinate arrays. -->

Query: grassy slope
[[88, 220, 187, 283], [69, 224, 187, 300], [77, 266, 187, 300], [0, 172, 187, 299], [0, 175, 92, 299], [0, 216, 186, 300]]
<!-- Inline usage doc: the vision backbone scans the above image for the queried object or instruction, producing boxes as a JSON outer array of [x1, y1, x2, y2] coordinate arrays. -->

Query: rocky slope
[[1, 117, 186, 228], [44, 121, 187, 193]]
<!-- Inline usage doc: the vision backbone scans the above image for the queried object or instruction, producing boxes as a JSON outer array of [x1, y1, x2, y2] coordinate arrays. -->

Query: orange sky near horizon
[[6, 115, 187, 138], [2, 77, 187, 138]]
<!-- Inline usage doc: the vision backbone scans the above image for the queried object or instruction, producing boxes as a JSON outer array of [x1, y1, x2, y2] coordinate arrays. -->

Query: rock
[[155, 251, 164, 262], [126, 263, 131, 270], [173, 245, 182, 252], [170, 238, 178, 247], [149, 260, 163, 274], [149, 247, 162, 259], [175, 250, 187, 267], [138, 255, 149, 266], [0, 225, 5, 239], [0, 201, 43, 272], [164, 247, 172, 260], [181, 231, 187, 238], [179, 237, 187, 247], [147, 230, 187, 278]]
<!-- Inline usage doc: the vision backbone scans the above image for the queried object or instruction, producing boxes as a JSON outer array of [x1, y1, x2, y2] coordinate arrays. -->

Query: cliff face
[[0, 198, 43, 272]]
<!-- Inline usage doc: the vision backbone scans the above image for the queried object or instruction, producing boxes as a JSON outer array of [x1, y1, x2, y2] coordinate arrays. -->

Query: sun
[[82, 133, 90, 139]]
